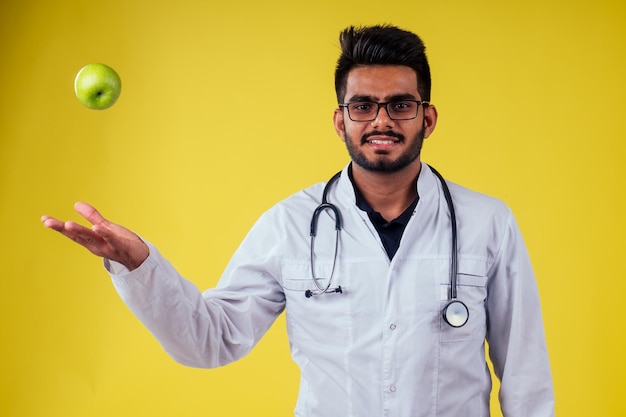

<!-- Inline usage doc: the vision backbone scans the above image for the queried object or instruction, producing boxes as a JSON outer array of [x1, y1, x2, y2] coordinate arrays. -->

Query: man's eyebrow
[[346, 94, 375, 102], [387, 93, 419, 101], [346, 93, 419, 102]]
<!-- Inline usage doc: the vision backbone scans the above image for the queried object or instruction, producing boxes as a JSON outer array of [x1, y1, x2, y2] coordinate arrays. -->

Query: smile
[[368, 139, 398, 144], [361, 131, 404, 146]]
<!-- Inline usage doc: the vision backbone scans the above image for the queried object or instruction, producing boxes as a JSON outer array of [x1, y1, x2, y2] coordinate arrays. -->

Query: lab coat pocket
[[439, 258, 488, 343], [282, 261, 352, 346]]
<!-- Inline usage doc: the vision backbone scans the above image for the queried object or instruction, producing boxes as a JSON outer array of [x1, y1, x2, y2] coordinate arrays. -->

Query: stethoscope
[[305, 166, 470, 328]]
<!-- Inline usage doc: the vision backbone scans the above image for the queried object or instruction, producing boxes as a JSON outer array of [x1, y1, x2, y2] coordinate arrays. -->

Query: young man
[[42, 25, 554, 417]]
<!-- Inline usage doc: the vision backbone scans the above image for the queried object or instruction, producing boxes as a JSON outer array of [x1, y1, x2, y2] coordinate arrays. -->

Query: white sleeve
[[485, 211, 555, 417], [106, 236, 285, 369]]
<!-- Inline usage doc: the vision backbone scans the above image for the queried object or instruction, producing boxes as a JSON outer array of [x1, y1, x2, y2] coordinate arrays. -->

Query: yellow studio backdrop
[[1, 0, 624, 416]]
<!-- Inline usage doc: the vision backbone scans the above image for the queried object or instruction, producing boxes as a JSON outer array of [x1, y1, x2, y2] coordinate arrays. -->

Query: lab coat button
[[389, 323, 397, 330], [389, 384, 397, 392]]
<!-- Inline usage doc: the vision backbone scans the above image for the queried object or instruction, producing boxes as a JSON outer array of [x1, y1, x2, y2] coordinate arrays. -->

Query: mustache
[[361, 131, 405, 144]]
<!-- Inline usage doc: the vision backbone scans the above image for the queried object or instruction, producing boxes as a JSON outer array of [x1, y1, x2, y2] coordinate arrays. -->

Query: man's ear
[[333, 108, 346, 142], [423, 104, 438, 139]]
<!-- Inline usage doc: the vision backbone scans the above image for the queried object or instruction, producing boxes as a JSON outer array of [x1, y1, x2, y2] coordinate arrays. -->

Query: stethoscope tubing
[[429, 167, 458, 299], [306, 165, 468, 328], [307, 172, 342, 298]]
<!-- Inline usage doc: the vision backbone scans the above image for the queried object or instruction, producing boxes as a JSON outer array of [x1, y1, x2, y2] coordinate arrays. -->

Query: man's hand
[[41, 202, 149, 271]]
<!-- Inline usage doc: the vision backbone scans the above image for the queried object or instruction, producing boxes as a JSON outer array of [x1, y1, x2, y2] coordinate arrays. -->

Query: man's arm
[[486, 211, 555, 417], [42, 202, 285, 369]]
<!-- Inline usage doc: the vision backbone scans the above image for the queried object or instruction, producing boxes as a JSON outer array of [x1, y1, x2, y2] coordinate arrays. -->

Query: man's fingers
[[91, 222, 115, 243], [41, 217, 91, 238], [41, 216, 64, 231], [74, 201, 108, 226], [42, 215, 102, 247]]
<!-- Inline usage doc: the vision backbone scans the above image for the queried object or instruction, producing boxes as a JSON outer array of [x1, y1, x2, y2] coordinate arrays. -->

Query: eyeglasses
[[339, 100, 429, 122]]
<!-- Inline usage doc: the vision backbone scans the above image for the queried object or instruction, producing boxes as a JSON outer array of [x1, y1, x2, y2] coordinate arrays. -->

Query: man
[[42, 25, 554, 416]]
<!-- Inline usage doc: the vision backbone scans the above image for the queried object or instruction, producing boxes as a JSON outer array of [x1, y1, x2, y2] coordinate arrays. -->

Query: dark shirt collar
[[347, 164, 420, 259], [347, 163, 419, 225]]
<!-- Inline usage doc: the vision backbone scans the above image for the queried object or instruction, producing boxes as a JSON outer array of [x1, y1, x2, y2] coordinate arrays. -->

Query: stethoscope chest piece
[[442, 299, 469, 328]]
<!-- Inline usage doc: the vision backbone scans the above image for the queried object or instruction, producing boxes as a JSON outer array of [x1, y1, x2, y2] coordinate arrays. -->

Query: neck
[[351, 159, 421, 221]]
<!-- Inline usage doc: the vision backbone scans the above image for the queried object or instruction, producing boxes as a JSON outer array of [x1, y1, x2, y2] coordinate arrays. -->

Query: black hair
[[334, 24, 431, 103]]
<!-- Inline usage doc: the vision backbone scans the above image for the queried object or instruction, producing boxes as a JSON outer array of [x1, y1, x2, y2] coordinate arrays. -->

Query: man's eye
[[351, 103, 374, 112], [391, 101, 414, 112]]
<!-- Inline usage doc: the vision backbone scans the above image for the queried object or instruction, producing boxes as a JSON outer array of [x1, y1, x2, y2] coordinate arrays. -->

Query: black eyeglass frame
[[339, 100, 430, 122]]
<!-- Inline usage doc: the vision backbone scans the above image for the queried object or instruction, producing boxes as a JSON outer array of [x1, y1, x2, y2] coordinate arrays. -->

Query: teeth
[[369, 140, 395, 144]]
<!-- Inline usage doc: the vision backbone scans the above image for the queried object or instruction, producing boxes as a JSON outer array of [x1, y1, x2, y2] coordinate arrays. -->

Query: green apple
[[74, 63, 121, 110]]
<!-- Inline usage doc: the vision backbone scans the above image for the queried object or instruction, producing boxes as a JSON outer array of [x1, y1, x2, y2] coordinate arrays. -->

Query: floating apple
[[74, 63, 121, 110]]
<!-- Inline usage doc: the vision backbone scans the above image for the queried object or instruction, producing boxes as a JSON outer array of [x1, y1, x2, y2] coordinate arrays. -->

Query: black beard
[[344, 124, 425, 173]]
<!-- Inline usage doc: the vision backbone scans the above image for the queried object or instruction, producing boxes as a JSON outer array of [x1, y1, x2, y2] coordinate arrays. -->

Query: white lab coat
[[107, 163, 554, 417]]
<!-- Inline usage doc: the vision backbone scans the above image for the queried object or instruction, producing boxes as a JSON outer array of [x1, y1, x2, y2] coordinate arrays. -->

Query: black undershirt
[[348, 165, 419, 260]]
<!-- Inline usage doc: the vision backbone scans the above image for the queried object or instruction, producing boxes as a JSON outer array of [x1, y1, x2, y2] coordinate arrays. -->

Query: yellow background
[[1, 0, 625, 416]]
